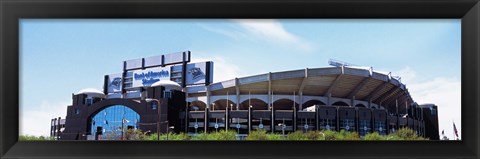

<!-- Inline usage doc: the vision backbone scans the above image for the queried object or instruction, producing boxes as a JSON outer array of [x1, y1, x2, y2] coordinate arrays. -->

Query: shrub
[[286, 131, 308, 140], [388, 127, 427, 140], [170, 132, 191, 140], [266, 133, 284, 140], [246, 130, 268, 140], [143, 133, 157, 140], [191, 133, 210, 140], [304, 131, 324, 140], [364, 132, 386, 140], [125, 129, 145, 140], [322, 130, 338, 140], [333, 130, 360, 140], [191, 130, 236, 140], [158, 132, 191, 140], [208, 130, 237, 140]]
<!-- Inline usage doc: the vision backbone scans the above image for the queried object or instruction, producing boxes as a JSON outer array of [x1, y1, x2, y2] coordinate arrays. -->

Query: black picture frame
[[1, 0, 479, 158]]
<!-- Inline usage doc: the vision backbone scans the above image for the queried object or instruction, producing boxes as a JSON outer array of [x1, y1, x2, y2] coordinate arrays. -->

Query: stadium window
[[86, 98, 92, 106], [164, 91, 172, 99], [151, 103, 157, 110], [93, 97, 102, 104], [431, 107, 436, 115]]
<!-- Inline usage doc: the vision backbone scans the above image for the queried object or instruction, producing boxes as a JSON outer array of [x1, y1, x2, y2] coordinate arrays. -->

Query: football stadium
[[51, 51, 439, 140]]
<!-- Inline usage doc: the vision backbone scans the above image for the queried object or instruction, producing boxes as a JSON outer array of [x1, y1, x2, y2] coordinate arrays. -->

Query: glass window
[[74, 108, 80, 115], [151, 103, 157, 110], [89, 105, 140, 140], [93, 97, 102, 104], [164, 91, 172, 98], [86, 98, 93, 106]]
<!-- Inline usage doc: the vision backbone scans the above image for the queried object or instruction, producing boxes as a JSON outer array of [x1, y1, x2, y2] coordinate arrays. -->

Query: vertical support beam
[[327, 93, 332, 106], [355, 107, 359, 133], [271, 107, 275, 133], [225, 104, 229, 132], [269, 72, 274, 133], [293, 91, 297, 132], [206, 85, 211, 109], [185, 88, 189, 133], [235, 78, 240, 110], [248, 105, 252, 134], [315, 105, 319, 131], [396, 100, 399, 130], [204, 107, 209, 133], [299, 92, 304, 110], [336, 106, 340, 131], [268, 72, 272, 110], [181, 58, 187, 88], [298, 68, 308, 110], [351, 96, 355, 107], [122, 61, 127, 95]]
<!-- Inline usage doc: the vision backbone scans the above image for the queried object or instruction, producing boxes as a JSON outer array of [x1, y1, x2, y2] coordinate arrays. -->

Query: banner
[[107, 73, 123, 93], [186, 62, 212, 85], [132, 66, 171, 88]]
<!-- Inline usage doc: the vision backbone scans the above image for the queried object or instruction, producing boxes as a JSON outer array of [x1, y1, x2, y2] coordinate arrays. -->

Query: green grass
[[19, 135, 54, 141]]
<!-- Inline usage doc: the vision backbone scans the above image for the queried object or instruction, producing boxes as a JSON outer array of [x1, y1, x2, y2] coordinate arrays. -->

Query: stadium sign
[[132, 67, 171, 87]]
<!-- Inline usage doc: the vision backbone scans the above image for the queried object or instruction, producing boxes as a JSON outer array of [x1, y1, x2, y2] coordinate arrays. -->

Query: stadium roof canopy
[[186, 66, 415, 113]]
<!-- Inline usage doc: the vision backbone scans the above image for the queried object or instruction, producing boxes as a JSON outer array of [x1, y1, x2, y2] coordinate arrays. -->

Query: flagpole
[[121, 117, 124, 140]]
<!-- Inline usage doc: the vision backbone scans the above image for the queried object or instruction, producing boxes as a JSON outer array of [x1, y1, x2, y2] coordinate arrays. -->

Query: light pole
[[146, 98, 161, 141], [278, 123, 286, 139], [167, 126, 174, 140]]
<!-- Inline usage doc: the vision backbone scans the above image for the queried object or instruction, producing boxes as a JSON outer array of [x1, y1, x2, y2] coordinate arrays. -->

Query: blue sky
[[20, 19, 461, 140]]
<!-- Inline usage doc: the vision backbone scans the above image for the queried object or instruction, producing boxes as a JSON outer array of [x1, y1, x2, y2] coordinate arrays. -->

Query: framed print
[[1, 0, 479, 159]]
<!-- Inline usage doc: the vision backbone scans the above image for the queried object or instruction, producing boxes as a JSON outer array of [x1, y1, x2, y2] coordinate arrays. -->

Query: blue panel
[[125, 59, 143, 70], [144, 55, 162, 67], [90, 105, 140, 140]]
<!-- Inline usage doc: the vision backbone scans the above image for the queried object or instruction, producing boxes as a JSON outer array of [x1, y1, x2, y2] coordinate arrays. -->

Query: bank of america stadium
[[51, 51, 439, 140]]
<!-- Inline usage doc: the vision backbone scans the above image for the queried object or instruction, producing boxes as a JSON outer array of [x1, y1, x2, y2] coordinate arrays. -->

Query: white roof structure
[[186, 66, 414, 112], [151, 80, 182, 91], [76, 88, 105, 98]]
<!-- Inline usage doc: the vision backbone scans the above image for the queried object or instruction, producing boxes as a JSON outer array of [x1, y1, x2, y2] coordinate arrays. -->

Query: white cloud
[[395, 67, 461, 140], [393, 66, 417, 83], [233, 19, 300, 43], [200, 19, 314, 52], [20, 100, 70, 137], [191, 55, 245, 83]]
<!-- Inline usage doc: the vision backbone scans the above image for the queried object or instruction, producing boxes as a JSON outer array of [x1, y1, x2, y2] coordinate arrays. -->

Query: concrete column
[[327, 93, 332, 106], [268, 72, 272, 110], [299, 92, 303, 110], [235, 78, 240, 110], [206, 86, 211, 109]]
